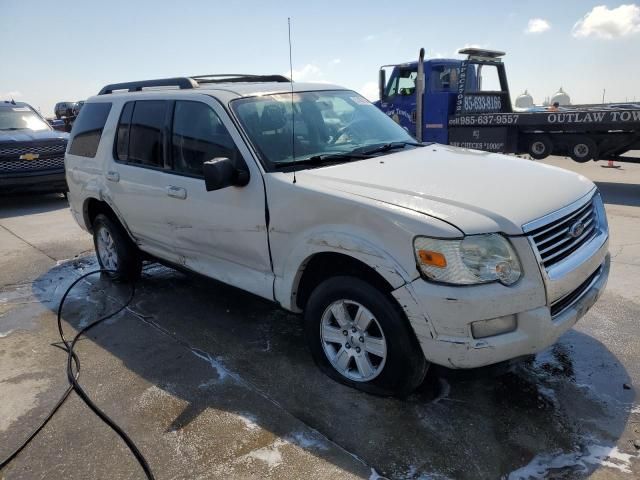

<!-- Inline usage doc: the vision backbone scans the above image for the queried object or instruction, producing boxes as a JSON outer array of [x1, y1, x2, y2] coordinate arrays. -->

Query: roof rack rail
[[190, 74, 290, 84], [97, 74, 291, 95], [97, 77, 198, 95]]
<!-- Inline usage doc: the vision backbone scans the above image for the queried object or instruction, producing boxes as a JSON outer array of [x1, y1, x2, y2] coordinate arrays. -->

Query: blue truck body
[[374, 49, 640, 162]]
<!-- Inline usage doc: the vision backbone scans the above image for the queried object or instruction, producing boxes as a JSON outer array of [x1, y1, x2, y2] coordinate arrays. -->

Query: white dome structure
[[515, 90, 534, 109], [551, 87, 571, 106]]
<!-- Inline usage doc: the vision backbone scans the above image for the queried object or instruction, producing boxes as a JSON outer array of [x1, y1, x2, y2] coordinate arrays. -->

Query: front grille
[[0, 156, 65, 173], [0, 141, 66, 157], [550, 267, 601, 317], [529, 198, 598, 268]]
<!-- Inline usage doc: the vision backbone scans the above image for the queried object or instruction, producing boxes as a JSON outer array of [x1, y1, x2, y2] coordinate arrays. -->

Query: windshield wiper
[[273, 141, 427, 169], [0, 127, 27, 131], [356, 141, 426, 156], [275, 152, 369, 169]]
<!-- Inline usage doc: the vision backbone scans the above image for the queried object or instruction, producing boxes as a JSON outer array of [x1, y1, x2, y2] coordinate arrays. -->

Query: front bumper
[[393, 235, 609, 369], [0, 169, 67, 194]]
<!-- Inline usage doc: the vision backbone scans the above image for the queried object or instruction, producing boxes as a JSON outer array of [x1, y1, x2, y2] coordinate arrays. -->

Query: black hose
[[0, 269, 155, 480]]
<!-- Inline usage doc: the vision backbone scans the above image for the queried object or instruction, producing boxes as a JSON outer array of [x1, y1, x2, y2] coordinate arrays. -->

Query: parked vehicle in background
[[66, 75, 609, 396], [47, 117, 67, 132], [376, 48, 640, 162], [54, 101, 77, 119], [0, 100, 68, 194], [72, 100, 84, 117]]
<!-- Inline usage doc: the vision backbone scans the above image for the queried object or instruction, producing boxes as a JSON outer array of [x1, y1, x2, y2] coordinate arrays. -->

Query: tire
[[304, 276, 428, 397], [92, 214, 141, 280], [569, 137, 597, 163], [527, 136, 553, 160]]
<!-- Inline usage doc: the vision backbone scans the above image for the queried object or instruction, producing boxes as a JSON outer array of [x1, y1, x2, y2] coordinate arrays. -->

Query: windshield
[[231, 90, 416, 168], [0, 106, 50, 131]]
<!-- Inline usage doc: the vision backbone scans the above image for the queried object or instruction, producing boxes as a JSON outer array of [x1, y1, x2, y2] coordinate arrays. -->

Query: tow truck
[[376, 48, 640, 162]]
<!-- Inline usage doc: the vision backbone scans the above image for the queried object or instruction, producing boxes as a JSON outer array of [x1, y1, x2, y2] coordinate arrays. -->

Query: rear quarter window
[[68, 103, 112, 157]]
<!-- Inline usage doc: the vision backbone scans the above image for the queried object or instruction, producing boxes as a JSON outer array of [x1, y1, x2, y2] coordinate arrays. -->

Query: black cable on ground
[[0, 269, 155, 480]]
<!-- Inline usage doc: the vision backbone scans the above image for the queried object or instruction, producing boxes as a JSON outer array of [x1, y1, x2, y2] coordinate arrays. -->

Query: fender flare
[[81, 190, 136, 243], [275, 230, 416, 311]]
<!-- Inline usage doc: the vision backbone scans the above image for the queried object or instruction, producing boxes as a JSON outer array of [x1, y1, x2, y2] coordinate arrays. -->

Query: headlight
[[593, 192, 608, 232], [413, 234, 522, 285]]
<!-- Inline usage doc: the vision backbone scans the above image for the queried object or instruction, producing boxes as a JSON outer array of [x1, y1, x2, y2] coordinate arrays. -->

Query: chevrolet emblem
[[19, 153, 40, 161]]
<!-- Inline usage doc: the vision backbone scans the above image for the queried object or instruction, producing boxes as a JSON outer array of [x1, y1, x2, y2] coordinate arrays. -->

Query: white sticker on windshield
[[12, 107, 30, 112], [351, 96, 372, 105]]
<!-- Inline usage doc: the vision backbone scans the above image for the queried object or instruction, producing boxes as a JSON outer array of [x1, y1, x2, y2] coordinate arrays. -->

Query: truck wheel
[[92, 214, 142, 280], [569, 137, 597, 163], [304, 276, 428, 397], [528, 136, 553, 160]]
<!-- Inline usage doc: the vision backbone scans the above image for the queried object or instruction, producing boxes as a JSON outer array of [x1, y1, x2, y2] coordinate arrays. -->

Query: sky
[[2, 0, 640, 116]]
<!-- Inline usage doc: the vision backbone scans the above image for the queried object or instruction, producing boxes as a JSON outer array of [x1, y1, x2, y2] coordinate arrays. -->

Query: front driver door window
[[171, 101, 237, 177], [385, 68, 417, 134]]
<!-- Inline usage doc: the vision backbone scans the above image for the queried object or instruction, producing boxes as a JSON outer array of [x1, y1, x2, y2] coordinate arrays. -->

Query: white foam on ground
[[191, 350, 229, 382], [286, 431, 329, 451], [369, 468, 388, 480], [237, 412, 260, 431], [244, 439, 286, 468], [508, 444, 639, 479]]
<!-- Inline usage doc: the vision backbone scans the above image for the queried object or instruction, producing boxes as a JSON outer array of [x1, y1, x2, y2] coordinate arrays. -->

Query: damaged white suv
[[65, 75, 609, 396]]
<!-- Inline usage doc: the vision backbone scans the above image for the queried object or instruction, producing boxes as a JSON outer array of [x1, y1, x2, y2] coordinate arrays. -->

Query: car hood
[[0, 129, 68, 143], [297, 145, 595, 235]]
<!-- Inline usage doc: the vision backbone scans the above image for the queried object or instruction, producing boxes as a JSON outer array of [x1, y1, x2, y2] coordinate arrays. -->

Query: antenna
[[288, 17, 297, 184]]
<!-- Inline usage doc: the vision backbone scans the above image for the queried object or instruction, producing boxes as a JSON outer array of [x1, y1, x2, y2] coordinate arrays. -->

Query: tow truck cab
[[376, 48, 512, 145]]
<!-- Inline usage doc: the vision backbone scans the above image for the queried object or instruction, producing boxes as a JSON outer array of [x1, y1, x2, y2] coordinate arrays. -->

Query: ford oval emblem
[[568, 221, 585, 238]]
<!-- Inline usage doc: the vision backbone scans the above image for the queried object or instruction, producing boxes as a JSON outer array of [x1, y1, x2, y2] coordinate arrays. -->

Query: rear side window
[[171, 101, 236, 177], [69, 103, 112, 157], [116, 100, 168, 168]]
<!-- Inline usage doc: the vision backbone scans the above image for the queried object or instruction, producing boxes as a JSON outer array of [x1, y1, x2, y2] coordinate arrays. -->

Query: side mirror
[[203, 157, 249, 192], [378, 69, 387, 102]]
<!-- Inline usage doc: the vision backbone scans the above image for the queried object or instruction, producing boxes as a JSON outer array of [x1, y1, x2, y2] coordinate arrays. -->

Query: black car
[[0, 100, 69, 195], [54, 101, 77, 119]]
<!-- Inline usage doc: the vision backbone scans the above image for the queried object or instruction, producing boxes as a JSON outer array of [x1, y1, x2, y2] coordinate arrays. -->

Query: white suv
[[65, 75, 609, 396]]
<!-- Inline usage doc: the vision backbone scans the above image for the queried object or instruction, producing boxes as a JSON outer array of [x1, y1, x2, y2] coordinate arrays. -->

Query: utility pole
[[602, 89, 606, 104]]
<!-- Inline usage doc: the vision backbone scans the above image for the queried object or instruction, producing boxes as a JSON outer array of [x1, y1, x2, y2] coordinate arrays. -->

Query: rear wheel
[[527, 136, 553, 160], [92, 214, 141, 280], [569, 137, 597, 163], [304, 276, 428, 396]]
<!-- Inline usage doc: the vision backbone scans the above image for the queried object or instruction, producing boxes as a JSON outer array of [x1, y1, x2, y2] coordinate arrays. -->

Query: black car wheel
[[569, 137, 598, 163], [92, 214, 141, 280], [528, 136, 553, 160], [304, 276, 428, 396]]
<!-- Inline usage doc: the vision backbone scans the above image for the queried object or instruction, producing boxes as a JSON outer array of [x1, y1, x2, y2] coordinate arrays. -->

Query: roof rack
[[98, 77, 198, 95], [97, 74, 290, 95], [190, 74, 290, 84]]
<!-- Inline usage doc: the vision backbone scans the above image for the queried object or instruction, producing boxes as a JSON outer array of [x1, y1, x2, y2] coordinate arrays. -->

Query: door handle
[[166, 185, 187, 200], [106, 171, 120, 182]]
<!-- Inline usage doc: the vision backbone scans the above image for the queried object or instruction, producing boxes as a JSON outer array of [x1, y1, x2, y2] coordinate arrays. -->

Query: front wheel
[[304, 276, 428, 396]]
